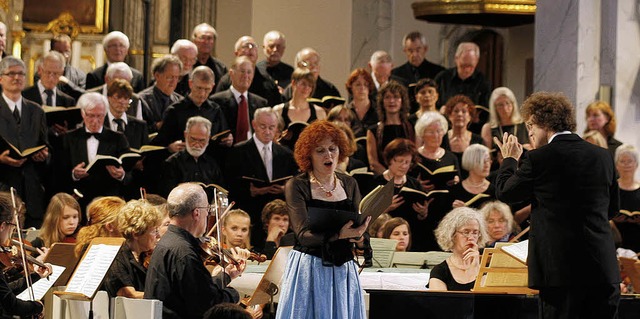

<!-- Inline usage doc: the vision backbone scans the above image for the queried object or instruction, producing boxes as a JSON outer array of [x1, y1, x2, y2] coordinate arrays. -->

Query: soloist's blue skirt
[[275, 249, 366, 319]]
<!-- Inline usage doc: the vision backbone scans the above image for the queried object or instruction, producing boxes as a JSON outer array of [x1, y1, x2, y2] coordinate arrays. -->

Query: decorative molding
[[412, 0, 536, 27]]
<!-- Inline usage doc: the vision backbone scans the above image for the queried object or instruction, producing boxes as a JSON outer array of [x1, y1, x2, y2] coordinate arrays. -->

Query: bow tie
[[85, 131, 102, 140]]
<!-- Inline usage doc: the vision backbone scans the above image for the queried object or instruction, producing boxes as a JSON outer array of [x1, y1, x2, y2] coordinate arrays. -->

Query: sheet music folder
[[43, 243, 80, 287], [53, 237, 125, 301], [244, 246, 292, 307]]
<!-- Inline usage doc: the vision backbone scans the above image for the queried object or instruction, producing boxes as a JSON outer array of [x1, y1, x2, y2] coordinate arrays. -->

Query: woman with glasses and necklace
[[277, 120, 370, 319], [104, 199, 163, 298], [428, 206, 487, 291]]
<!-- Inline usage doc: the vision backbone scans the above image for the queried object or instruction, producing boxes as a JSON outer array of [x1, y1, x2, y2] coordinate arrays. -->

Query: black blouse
[[428, 260, 475, 291], [613, 187, 640, 252]]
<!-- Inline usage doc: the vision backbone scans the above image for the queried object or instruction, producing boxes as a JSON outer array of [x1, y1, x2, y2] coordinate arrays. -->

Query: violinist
[[31, 193, 82, 251], [144, 182, 249, 319], [104, 199, 162, 298], [0, 192, 51, 319]]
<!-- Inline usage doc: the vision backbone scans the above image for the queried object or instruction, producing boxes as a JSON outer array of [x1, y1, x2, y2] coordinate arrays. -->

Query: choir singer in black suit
[[0, 56, 50, 227], [59, 92, 131, 209], [494, 92, 620, 319], [226, 107, 298, 250], [23, 51, 76, 107]]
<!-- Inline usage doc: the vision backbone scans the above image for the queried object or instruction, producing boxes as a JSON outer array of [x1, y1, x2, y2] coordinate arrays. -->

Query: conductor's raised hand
[[493, 132, 523, 161]]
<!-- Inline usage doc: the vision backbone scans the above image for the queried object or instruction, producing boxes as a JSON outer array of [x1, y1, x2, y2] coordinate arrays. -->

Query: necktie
[[44, 89, 54, 106], [412, 67, 421, 83], [113, 118, 125, 132], [236, 95, 249, 143], [12, 107, 20, 125], [262, 145, 273, 181]]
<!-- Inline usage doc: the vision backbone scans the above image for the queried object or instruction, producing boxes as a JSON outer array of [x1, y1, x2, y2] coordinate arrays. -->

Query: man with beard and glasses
[[159, 116, 224, 198]]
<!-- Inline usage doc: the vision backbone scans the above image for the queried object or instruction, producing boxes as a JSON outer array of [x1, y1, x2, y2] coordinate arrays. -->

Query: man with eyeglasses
[[0, 56, 49, 227], [192, 23, 228, 94], [215, 36, 282, 106], [160, 116, 224, 199], [152, 66, 231, 161], [23, 51, 76, 108], [58, 92, 131, 212], [86, 31, 145, 92], [495, 92, 620, 319], [145, 182, 248, 319]]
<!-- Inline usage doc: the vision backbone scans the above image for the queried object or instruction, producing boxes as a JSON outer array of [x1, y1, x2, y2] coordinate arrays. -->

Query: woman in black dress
[[480, 87, 530, 151], [441, 95, 484, 179], [613, 144, 640, 253], [449, 144, 495, 209]]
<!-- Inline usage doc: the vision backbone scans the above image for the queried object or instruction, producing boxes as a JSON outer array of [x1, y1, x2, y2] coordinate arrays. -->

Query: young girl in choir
[[381, 217, 411, 252], [221, 209, 252, 249], [31, 193, 82, 249]]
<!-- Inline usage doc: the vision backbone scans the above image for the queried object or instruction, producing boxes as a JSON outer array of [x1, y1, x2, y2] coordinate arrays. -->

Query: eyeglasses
[[456, 230, 480, 238], [196, 205, 215, 215], [2, 72, 26, 78]]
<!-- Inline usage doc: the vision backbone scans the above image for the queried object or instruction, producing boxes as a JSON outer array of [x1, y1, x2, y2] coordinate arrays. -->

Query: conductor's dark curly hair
[[294, 120, 353, 172], [522, 92, 576, 132]]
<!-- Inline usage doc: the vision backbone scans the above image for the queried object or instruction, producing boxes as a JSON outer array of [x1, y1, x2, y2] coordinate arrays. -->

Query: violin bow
[[206, 201, 235, 237], [10, 187, 35, 301], [140, 187, 147, 200]]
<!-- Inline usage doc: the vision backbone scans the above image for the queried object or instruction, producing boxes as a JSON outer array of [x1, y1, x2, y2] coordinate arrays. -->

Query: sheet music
[[17, 264, 66, 301], [500, 240, 528, 265], [65, 244, 120, 297], [370, 238, 397, 268]]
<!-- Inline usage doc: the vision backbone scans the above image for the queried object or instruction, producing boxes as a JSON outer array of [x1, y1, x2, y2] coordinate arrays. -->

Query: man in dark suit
[[104, 79, 148, 149], [160, 116, 224, 198], [87, 62, 153, 124], [257, 30, 293, 92], [0, 57, 49, 227], [192, 23, 227, 93], [86, 31, 145, 92], [138, 55, 184, 132], [226, 107, 297, 250], [23, 51, 76, 107], [59, 92, 131, 210], [494, 92, 620, 319], [434, 42, 491, 134], [391, 31, 445, 88], [215, 36, 282, 106], [210, 56, 268, 145]]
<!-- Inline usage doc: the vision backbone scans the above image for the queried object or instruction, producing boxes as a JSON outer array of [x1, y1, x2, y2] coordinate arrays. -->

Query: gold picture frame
[[22, 0, 109, 34]]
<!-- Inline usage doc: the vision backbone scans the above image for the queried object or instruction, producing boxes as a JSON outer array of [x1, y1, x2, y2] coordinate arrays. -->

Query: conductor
[[493, 92, 620, 319]]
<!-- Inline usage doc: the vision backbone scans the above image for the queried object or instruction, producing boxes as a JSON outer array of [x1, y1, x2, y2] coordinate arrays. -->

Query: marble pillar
[[533, 0, 601, 134]]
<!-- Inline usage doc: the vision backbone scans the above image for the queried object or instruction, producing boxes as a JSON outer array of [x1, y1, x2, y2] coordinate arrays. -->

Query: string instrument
[[0, 239, 48, 280]]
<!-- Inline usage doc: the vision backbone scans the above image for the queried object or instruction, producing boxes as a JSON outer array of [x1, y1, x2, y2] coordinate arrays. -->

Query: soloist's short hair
[[294, 120, 352, 172], [522, 92, 576, 133], [435, 207, 488, 251]]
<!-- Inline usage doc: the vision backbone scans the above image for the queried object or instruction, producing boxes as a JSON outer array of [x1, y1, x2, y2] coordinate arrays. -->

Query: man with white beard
[[159, 116, 225, 198]]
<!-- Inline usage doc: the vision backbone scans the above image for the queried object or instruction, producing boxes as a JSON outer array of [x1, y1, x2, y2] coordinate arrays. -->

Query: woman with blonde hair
[[105, 200, 163, 298], [31, 193, 82, 249], [74, 196, 126, 257], [221, 209, 252, 249], [479, 201, 517, 247], [428, 207, 487, 291], [480, 87, 529, 150]]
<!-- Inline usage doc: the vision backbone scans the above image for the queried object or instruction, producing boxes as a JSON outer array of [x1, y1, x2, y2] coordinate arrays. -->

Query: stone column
[[533, 0, 601, 133]]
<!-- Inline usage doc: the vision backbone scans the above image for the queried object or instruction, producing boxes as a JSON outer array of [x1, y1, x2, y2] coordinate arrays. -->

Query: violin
[[0, 239, 48, 282], [199, 236, 240, 267]]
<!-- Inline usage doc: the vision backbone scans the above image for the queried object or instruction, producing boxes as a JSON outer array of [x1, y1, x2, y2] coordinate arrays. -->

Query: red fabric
[[236, 95, 249, 142]]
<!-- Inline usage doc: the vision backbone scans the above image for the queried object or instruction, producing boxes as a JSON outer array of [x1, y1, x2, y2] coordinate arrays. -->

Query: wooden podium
[[473, 245, 538, 294]]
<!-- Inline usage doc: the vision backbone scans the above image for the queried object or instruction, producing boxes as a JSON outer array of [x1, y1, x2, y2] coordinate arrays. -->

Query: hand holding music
[[0, 150, 27, 167], [385, 194, 405, 213], [31, 147, 49, 162], [452, 199, 465, 208], [414, 198, 434, 220], [218, 134, 234, 147], [494, 132, 523, 161], [338, 216, 370, 242], [168, 140, 186, 153], [106, 165, 125, 180], [72, 162, 89, 179]]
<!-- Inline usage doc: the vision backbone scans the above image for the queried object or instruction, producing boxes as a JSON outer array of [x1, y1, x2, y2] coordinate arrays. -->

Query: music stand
[[243, 246, 292, 315]]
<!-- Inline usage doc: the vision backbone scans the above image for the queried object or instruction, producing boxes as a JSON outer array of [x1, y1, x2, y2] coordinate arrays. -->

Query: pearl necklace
[[311, 173, 338, 197]]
